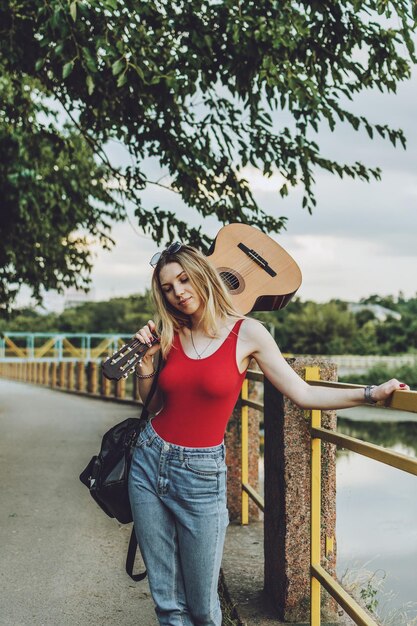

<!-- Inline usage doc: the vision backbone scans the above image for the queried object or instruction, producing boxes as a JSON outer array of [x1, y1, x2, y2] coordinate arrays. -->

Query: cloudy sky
[[37, 65, 417, 312]]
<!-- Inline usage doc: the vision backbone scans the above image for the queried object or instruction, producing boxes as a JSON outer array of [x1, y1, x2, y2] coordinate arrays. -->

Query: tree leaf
[[116, 72, 127, 87], [112, 59, 125, 76], [70, 1, 77, 22], [62, 60, 74, 79], [86, 75, 94, 95]]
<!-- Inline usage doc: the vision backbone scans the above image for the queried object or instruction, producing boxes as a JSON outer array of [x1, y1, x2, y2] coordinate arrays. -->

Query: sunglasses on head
[[149, 242, 183, 268]]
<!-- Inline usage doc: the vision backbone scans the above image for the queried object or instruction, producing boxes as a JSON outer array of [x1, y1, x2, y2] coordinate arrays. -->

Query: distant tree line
[[256, 293, 417, 356], [2, 293, 416, 357]]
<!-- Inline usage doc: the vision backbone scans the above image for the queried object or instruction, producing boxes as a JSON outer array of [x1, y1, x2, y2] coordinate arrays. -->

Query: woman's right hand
[[135, 320, 161, 358]]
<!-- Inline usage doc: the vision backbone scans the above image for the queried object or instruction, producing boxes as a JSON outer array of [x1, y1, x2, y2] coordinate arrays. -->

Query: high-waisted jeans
[[128, 420, 229, 626]]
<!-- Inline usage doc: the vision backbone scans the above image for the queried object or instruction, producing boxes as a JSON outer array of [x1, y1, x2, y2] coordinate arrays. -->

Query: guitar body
[[208, 223, 302, 315]]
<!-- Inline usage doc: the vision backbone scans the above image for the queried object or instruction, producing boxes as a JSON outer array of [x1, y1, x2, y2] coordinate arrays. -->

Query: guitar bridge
[[237, 243, 277, 277]]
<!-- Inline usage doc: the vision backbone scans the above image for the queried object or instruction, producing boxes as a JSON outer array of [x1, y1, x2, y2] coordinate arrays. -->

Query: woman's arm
[[241, 319, 409, 410]]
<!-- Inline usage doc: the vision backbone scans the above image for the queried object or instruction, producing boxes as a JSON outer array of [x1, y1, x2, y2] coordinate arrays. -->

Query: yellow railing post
[[241, 378, 249, 525], [306, 366, 321, 626]]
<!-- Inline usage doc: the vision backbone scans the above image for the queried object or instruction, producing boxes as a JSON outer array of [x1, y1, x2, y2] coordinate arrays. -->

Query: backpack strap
[[126, 352, 162, 581], [125, 527, 146, 581], [138, 350, 162, 425]]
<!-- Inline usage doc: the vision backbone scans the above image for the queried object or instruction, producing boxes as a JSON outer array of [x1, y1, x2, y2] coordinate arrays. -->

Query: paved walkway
[[0, 379, 158, 626]]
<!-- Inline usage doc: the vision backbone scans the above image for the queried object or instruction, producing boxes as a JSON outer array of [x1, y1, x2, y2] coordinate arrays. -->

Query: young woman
[[128, 242, 409, 626]]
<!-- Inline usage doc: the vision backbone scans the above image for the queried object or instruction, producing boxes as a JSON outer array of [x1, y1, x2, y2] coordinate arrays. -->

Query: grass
[[219, 569, 242, 626], [339, 563, 417, 626]]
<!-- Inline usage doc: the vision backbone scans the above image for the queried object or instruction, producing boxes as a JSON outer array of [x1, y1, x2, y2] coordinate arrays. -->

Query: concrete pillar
[[87, 362, 98, 395], [101, 370, 112, 398], [115, 377, 126, 400], [50, 363, 57, 388], [58, 362, 66, 388], [67, 362, 75, 391], [76, 362, 85, 392], [42, 362, 49, 386], [263, 357, 337, 623]]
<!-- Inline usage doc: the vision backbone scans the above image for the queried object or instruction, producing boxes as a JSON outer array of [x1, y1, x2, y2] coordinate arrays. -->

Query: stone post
[[115, 377, 126, 400], [42, 361, 49, 386], [87, 362, 98, 395], [50, 363, 57, 388], [101, 369, 112, 398], [58, 362, 66, 388], [263, 357, 337, 623], [67, 362, 75, 391], [76, 361, 85, 392]]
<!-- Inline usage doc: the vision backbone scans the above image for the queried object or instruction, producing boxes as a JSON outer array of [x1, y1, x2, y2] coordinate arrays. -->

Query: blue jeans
[[128, 420, 229, 626]]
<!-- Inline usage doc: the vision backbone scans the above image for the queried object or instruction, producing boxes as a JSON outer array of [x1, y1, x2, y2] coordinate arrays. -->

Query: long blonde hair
[[151, 245, 243, 358]]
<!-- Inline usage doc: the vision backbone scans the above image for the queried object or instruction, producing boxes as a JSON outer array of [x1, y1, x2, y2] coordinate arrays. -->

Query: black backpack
[[79, 360, 160, 581], [79, 416, 147, 581]]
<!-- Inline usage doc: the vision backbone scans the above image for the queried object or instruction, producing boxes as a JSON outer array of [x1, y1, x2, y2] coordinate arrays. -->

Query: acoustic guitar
[[208, 223, 301, 314], [102, 223, 301, 380]]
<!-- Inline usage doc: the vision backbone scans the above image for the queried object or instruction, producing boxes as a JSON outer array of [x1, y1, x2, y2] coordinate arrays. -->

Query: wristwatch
[[364, 385, 377, 404]]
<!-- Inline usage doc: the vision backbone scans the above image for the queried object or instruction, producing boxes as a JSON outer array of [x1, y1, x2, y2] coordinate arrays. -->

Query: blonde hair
[[151, 245, 243, 358]]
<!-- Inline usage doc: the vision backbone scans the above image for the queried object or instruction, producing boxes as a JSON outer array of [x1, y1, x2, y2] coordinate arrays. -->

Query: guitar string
[[218, 247, 272, 286], [218, 245, 294, 285]]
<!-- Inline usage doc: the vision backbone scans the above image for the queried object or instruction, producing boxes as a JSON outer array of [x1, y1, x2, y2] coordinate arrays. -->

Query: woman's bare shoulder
[[239, 317, 272, 344]]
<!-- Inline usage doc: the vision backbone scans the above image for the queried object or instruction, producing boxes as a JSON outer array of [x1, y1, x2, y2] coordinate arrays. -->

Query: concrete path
[[0, 379, 158, 626]]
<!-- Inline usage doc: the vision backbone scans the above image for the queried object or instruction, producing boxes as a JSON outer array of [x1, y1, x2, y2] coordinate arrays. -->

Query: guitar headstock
[[102, 333, 158, 380]]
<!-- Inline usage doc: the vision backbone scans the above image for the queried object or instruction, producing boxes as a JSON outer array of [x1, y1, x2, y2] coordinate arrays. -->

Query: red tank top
[[152, 319, 246, 447]]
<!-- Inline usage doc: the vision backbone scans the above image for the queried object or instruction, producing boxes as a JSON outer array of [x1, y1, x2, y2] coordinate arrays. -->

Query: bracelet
[[364, 385, 377, 404], [135, 369, 156, 379]]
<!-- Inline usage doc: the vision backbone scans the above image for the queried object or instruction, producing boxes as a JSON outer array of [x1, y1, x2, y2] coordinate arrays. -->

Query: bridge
[[1, 358, 416, 626]]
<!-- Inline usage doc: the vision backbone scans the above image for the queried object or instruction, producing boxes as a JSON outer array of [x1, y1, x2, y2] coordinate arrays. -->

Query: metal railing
[[0, 333, 131, 362], [305, 366, 417, 626], [0, 360, 141, 404], [240, 365, 417, 626]]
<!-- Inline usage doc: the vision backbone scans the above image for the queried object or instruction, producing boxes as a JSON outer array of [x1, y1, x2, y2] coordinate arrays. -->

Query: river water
[[336, 406, 417, 625]]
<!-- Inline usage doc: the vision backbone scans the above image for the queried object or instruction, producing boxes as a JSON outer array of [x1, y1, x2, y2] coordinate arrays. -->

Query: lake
[[336, 406, 417, 625]]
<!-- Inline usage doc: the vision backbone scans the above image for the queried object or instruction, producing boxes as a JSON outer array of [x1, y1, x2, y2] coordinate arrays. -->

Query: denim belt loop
[[178, 447, 184, 462], [147, 429, 157, 447]]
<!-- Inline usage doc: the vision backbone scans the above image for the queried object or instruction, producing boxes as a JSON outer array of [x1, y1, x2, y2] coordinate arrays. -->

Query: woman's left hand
[[372, 379, 410, 402]]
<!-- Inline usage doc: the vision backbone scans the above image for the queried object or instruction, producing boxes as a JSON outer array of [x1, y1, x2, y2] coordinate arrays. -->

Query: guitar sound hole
[[218, 268, 245, 295]]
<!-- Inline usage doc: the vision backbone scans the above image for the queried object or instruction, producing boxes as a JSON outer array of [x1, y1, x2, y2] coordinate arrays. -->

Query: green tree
[[284, 301, 357, 354], [0, 66, 123, 312], [350, 320, 379, 355], [1, 0, 416, 310]]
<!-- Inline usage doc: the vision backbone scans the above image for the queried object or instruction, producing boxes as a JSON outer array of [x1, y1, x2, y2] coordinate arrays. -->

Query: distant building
[[347, 302, 401, 322], [63, 288, 95, 310]]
